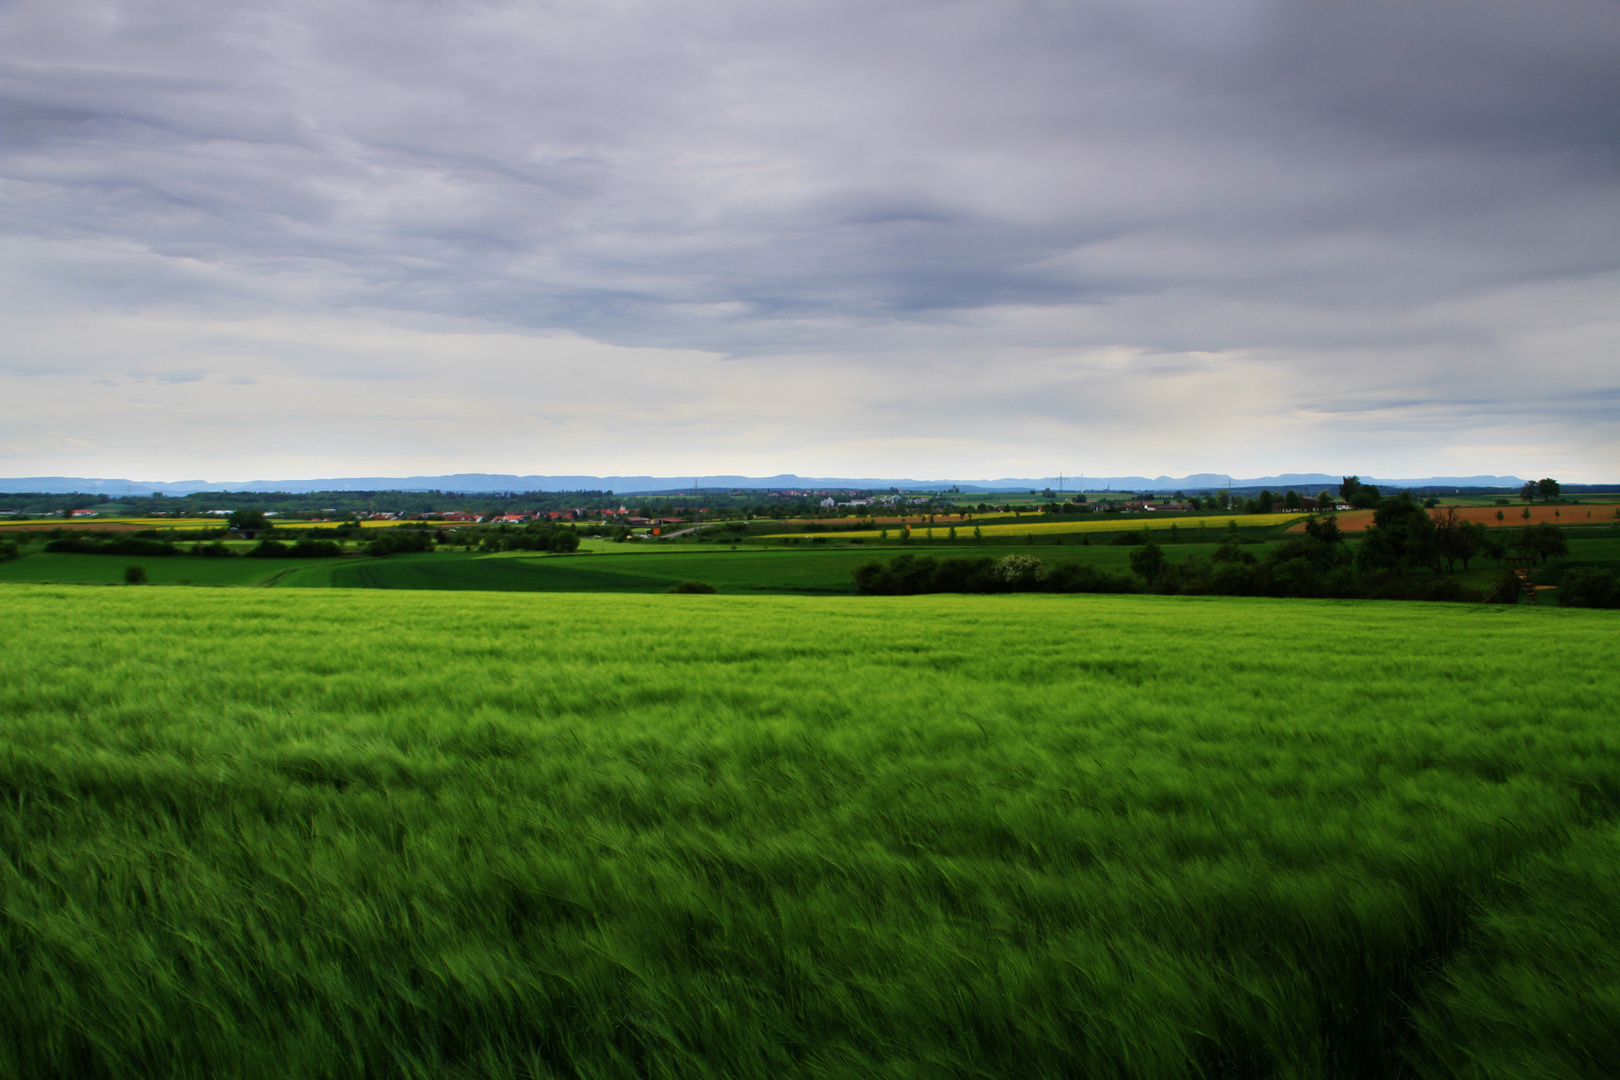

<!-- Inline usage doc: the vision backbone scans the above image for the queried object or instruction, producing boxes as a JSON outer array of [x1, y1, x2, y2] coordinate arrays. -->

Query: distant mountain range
[[0, 472, 1539, 496]]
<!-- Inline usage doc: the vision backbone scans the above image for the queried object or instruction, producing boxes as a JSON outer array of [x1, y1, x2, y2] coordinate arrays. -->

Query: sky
[[2, 0, 1617, 483]]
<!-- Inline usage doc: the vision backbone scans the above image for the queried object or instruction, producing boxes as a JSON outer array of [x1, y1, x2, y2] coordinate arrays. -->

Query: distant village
[[6, 485, 1357, 522]]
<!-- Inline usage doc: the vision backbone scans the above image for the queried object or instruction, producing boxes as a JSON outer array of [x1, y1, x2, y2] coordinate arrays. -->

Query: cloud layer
[[3, 0, 1617, 480]]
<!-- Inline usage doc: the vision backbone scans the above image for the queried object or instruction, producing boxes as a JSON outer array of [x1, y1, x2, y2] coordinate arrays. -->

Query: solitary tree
[[1519, 481, 1538, 503], [227, 508, 269, 531], [1351, 485, 1381, 509], [1518, 522, 1569, 565], [1537, 477, 1562, 502], [1435, 508, 1486, 572], [1130, 541, 1166, 581]]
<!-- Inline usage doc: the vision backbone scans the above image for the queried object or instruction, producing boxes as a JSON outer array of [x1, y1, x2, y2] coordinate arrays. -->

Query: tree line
[[855, 496, 1578, 604]]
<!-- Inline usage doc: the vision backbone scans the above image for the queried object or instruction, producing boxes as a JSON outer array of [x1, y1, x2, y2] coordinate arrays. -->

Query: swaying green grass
[[1, 585, 1617, 1079], [1412, 823, 1620, 1079]]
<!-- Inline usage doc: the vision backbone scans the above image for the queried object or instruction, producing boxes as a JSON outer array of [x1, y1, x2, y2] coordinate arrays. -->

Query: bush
[[668, 580, 716, 594], [0, 540, 18, 562], [1042, 563, 1137, 594], [1418, 578, 1476, 603], [934, 557, 1000, 593], [190, 542, 235, 558], [854, 555, 945, 595], [123, 564, 148, 585], [1359, 572, 1481, 604], [290, 538, 343, 558], [1559, 567, 1620, 608], [367, 530, 436, 557], [855, 555, 1133, 596], [1128, 542, 1165, 581], [244, 537, 344, 559], [246, 539, 291, 558], [1514, 522, 1569, 565], [476, 527, 578, 554], [46, 536, 177, 557]]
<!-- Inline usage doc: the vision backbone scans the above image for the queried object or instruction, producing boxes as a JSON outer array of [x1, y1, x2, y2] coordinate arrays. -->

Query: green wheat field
[[2, 584, 1617, 1078]]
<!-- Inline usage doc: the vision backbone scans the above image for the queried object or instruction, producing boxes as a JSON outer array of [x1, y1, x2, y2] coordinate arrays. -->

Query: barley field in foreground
[[1, 585, 1616, 1079]]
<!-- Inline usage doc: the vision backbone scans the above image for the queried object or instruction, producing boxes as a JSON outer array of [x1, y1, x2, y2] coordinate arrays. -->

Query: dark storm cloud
[[1, 0, 1616, 477]]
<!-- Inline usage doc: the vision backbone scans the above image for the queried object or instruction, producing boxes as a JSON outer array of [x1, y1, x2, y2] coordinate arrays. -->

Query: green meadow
[[8, 530, 1620, 604], [2, 584, 1617, 1078]]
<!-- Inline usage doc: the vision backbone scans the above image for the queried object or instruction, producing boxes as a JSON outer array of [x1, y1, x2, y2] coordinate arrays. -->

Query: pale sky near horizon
[[3, 1, 1617, 483]]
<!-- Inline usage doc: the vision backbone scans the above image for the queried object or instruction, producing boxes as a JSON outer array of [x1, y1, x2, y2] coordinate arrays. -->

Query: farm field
[[1289, 504, 1620, 532], [0, 517, 225, 532], [0, 542, 1263, 594], [763, 512, 1301, 540], [0, 517, 460, 533], [0, 550, 346, 586], [1, 585, 1616, 1079], [278, 544, 1200, 593], [273, 547, 872, 593], [6, 533, 1618, 603]]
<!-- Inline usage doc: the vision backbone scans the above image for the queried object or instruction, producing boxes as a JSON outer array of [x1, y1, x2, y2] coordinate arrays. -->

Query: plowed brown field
[[1288, 504, 1620, 532]]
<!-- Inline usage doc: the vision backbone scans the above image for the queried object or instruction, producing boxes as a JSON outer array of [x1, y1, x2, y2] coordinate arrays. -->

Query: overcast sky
[[2, 0, 1616, 483]]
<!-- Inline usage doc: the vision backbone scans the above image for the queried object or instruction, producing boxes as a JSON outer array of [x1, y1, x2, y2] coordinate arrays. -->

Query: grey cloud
[[0, 0, 1615, 477]]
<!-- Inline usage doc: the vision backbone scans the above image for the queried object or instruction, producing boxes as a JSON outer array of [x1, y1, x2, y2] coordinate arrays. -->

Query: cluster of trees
[[855, 504, 1576, 606], [45, 536, 179, 557], [477, 524, 580, 554], [245, 538, 346, 559], [1520, 478, 1563, 502], [1358, 496, 1567, 573], [1339, 476, 1383, 509], [38, 533, 358, 559], [1122, 520, 1370, 599], [1227, 488, 1340, 514], [853, 554, 1135, 595], [366, 530, 438, 557], [1127, 507, 1567, 601], [1560, 568, 1620, 608]]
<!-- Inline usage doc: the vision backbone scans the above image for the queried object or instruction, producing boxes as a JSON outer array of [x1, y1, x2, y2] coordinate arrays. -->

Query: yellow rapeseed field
[[0, 517, 421, 531]]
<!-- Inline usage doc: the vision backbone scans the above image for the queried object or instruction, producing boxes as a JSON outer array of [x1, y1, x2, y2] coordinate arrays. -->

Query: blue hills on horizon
[[0, 471, 1543, 496]]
